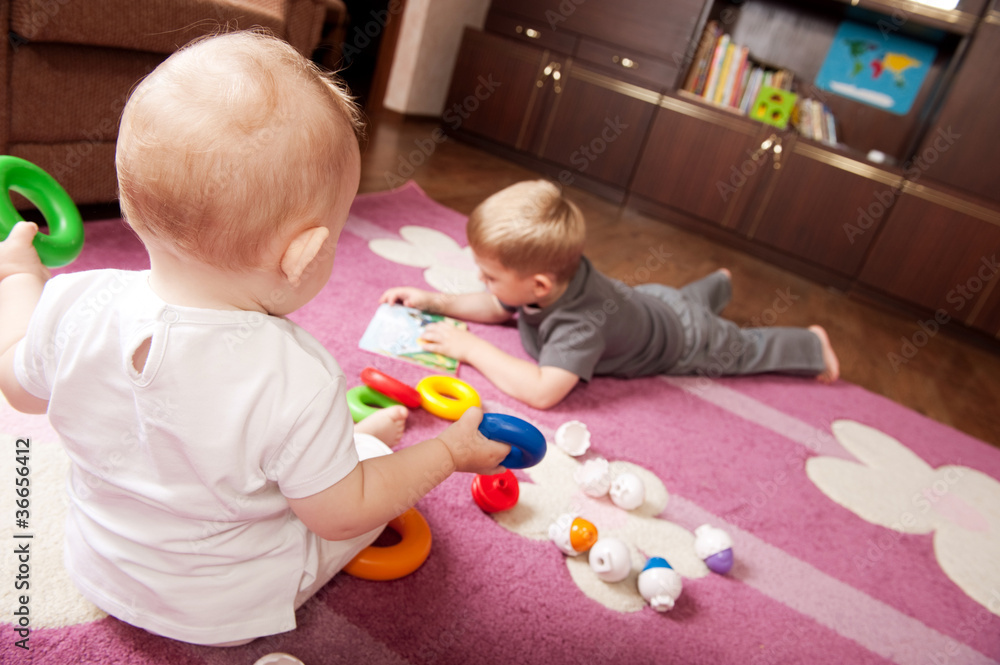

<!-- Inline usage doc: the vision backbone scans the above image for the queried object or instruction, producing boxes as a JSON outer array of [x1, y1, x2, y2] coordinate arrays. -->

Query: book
[[726, 46, 750, 107], [683, 20, 720, 94], [358, 304, 466, 373], [701, 33, 730, 102], [713, 42, 737, 106]]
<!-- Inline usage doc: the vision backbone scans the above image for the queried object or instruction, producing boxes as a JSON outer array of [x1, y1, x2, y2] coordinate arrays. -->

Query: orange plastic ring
[[343, 507, 432, 581], [416, 375, 481, 421]]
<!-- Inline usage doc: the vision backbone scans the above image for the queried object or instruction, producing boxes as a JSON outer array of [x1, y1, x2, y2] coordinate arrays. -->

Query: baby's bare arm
[[0, 223, 50, 414], [287, 408, 510, 541]]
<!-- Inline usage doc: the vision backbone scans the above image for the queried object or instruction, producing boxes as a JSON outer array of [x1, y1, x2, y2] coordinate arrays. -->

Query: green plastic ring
[[0, 156, 84, 267], [346, 385, 402, 423]]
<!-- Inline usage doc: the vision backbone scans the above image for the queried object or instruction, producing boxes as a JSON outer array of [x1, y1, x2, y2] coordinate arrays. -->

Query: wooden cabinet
[[443, 28, 553, 151], [630, 96, 774, 228], [744, 139, 903, 278], [535, 66, 659, 189], [915, 5, 1000, 204], [444, 0, 705, 198], [859, 183, 1000, 335]]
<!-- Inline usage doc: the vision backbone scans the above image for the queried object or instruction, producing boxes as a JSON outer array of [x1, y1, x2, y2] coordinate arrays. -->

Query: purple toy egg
[[704, 548, 734, 574]]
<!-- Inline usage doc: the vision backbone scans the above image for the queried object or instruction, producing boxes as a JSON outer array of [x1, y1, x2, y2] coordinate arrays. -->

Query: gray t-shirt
[[511, 257, 685, 381]]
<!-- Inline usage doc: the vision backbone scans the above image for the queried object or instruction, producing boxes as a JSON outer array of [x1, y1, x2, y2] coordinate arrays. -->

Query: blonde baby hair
[[116, 30, 364, 271], [467, 180, 585, 283]]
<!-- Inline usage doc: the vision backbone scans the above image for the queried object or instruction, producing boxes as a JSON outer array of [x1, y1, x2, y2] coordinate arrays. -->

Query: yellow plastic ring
[[416, 375, 481, 421], [343, 508, 432, 581]]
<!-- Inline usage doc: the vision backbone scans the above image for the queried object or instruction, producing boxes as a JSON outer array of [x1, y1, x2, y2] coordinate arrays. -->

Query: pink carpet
[[3, 182, 999, 665]]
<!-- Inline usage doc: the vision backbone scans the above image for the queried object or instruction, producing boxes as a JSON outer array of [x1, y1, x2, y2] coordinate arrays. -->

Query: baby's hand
[[437, 407, 510, 475], [419, 322, 480, 362], [379, 286, 436, 311], [0, 222, 50, 284]]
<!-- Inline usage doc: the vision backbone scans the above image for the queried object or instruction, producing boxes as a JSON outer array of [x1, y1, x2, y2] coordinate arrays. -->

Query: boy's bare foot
[[355, 405, 409, 447], [718, 268, 732, 280], [809, 325, 840, 384]]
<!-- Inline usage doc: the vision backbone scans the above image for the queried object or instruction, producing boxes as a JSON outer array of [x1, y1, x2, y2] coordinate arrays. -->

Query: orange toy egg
[[569, 517, 599, 552]]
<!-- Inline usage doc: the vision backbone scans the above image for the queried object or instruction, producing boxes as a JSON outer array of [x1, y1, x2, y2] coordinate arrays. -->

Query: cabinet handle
[[611, 55, 638, 69], [516, 25, 541, 39], [751, 134, 782, 169]]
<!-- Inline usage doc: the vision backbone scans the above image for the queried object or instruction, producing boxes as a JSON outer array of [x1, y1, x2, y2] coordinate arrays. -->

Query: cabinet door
[[444, 28, 550, 150], [629, 97, 773, 227], [534, 65, 659, 189], [744, 140, 903, 278], [858, 184, 1000, 332], [916, 11, 1000, 203]]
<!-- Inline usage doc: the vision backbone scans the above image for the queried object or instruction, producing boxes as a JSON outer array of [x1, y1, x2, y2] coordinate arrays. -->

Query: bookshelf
[[445, 0, 1000, 340]]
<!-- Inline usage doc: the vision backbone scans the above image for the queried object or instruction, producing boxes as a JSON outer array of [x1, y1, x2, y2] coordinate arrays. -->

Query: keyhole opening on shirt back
[[132, 337, 153, 373]]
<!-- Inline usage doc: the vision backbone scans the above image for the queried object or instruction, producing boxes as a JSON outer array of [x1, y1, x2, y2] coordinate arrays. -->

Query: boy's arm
[[420, 324, 579, 410], [287, 408, 510, 541], [380, 287, 512, 325], [0, 223, 51, 414]]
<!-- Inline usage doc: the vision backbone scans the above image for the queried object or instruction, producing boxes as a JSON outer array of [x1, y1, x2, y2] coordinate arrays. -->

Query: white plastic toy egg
[[588, 537, 632, 583], [694, 524, 734, 575], [554, 420, 591, 456], [609, 472, 645, 510], [573, 457, 611, 497], [548, 513, 599, 556], [638, 558, 683, 612]]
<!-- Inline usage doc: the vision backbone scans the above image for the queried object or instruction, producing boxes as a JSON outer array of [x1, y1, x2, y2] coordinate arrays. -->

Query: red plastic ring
[[361, 367, 421, 409]]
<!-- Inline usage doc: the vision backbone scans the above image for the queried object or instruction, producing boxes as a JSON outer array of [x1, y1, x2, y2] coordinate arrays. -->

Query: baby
[[0, 32, 509, 646], [381, 180, 839, 409]]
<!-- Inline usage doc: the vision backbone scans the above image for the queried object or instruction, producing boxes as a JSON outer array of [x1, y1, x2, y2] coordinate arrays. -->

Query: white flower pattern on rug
[[368, 226, 483, 295], [492, 445, 709, 613], [807, 420, 1000, 617]]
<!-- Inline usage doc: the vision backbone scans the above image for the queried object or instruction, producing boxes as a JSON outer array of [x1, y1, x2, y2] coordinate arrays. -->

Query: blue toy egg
[[704, 548, 734, 575], [642, 557, 672, 572]]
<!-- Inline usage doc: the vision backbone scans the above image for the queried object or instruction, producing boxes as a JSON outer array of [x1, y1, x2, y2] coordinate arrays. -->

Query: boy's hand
[[379, 286, 437, 311], [0, 222, 51, 284], [437, 407, 510, 475], [419, 321, 481, 362]]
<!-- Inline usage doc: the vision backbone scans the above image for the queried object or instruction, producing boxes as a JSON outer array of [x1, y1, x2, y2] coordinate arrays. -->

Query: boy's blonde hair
[[116, 31, 364, 271], [467, 180, 585, 283]]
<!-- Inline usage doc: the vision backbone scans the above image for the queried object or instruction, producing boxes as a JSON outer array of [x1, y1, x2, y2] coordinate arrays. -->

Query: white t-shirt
[[15, 270, 365, 644]]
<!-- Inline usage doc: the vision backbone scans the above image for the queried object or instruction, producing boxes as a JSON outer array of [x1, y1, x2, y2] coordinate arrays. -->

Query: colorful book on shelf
[[701, 33, 730, 102], [358, 304, 466, 373], [684, 20, 721, 94], [726, 46, 750, 108], [713, 42, 737, 106]]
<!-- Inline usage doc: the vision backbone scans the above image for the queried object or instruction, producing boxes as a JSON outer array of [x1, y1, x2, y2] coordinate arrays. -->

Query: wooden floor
[[360, 112, 1000, 449]]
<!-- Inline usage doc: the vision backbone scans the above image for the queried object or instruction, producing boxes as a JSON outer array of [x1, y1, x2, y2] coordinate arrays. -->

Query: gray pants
[[636, 271, 824, 378]]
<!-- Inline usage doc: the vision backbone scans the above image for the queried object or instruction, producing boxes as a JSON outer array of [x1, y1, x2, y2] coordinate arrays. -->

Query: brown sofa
[[1, 0, 342, 206]]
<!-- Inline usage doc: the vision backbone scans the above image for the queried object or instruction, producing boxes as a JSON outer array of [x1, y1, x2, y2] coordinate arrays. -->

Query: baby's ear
[[280, 226, 330, 286]]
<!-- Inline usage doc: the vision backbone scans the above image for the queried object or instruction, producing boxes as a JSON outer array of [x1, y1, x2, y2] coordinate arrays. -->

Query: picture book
[[358, 304, 465, 373]]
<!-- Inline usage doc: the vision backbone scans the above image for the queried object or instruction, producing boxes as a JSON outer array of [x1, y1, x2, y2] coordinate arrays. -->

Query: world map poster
[[814, 21, 938, 115]]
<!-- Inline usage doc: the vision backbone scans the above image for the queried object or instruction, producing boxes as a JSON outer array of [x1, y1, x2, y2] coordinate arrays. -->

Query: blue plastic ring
[[478, 413, 547, 469]]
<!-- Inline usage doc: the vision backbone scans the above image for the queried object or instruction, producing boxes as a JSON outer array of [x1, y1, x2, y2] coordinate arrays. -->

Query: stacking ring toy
[[416, 375, 481, 421], [478, 413, 547, 469], [361, 367, 421, 408], [346, 385, 402, 423], [0, 156, 84, 267], [343, 507, 432, 581]]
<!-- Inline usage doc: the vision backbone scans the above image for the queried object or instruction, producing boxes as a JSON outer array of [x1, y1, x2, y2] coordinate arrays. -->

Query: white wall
[[383, 0, 490, 116]]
